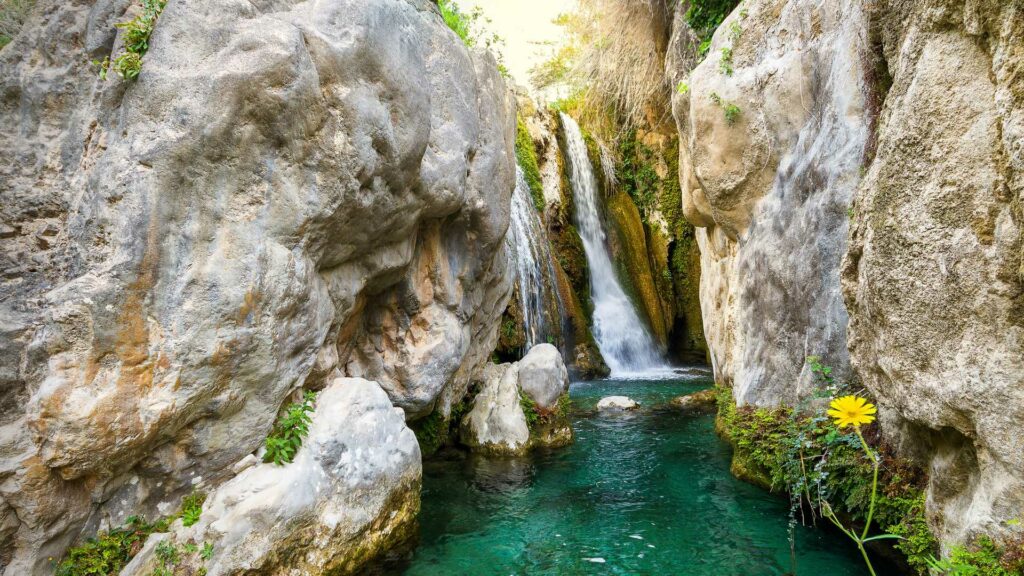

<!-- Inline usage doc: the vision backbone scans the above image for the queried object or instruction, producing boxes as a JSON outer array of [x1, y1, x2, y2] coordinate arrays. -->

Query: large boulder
[[460, 344, 574, 455], [459, 363, 531, 456], [516, 343, 569, 409], [0, 0, 514, 571], [123, 377, 420, 575]]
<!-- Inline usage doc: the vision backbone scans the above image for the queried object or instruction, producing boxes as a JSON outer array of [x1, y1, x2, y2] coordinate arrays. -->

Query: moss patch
[[515, 117, 545, 211]]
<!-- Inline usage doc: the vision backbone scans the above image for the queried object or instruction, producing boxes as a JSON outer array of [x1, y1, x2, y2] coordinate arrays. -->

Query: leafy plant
[[154, 540, 179, 572], [685, 0, 742, 48], [108, 0, 166, 79], [676, 81, 690, 94], [179, 490, 206, 527], [723, 103, 741, 125], [55, 516, 170, 576], [719, 46, 734, 75], [263, 391, 317, 466], [437, 0, 507, 75], [519, 391, 539, 429], [201, 542, 214, 561]]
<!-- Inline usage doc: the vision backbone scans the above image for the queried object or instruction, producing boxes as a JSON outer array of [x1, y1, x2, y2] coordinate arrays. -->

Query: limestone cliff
[[842, 0, 1023, 549], [0, 0, 515, 572]]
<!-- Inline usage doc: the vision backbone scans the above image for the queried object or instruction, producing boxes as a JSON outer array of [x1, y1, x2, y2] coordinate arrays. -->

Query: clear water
[[396, 374, 884, 576], [560, 114, 665, 376]]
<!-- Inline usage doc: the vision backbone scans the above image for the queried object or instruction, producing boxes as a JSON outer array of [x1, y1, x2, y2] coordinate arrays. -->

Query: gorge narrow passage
[[396, 373, 884, 575]]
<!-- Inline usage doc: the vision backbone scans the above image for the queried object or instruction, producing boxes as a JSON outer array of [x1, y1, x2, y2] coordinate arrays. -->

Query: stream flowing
[[560, 114, 665, 376], [395, 373, 880, 575]]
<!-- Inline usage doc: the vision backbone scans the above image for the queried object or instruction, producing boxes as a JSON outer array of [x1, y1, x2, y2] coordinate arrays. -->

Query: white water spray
[[560, 113, 666, 375], [507, 165, 558, 349]]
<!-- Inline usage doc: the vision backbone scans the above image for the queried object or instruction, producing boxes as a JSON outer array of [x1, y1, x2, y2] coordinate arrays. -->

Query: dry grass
[[0, 0, 34, 47]]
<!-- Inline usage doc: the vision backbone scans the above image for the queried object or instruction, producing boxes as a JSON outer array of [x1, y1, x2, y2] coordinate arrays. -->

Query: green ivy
[[685, 0, 741, 51], [263, 391, 316, 466]]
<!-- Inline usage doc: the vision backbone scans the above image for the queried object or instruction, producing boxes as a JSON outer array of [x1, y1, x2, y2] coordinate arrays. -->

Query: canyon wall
[[670, 0, 1022, 549], [842, 0, 1023, 548], [0, 0, 514, 572]]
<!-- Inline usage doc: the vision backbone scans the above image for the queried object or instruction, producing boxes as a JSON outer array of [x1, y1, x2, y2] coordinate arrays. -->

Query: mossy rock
[[605, 190, 669, 347]]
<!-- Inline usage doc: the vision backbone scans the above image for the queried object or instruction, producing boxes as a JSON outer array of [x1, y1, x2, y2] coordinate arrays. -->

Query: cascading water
[[560, 113, 665, 375], [506, 165, 559, 349]]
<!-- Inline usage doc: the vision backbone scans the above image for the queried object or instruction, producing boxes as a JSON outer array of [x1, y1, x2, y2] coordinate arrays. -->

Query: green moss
[[606, 190, 667, 345], [411, 409, 448, 457], [515, 117, 545, 211]]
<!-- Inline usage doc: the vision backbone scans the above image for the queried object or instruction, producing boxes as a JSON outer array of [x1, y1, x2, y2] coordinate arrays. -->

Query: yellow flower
[[827, 395, 877, 428]]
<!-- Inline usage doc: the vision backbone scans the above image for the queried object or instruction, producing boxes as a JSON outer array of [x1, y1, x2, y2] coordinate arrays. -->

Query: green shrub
[[927, 537, 1019, 576], [719, 46, 734, 75], [263, 391, 316, 466], [723, 103, 741, 125], [412, 408, 447, 456], [515, 117, 545, 211]]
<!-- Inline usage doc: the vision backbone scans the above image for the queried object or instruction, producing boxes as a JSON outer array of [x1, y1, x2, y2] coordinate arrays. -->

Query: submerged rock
[[596, 396, 639, 411], [124, 377, 421, 576], [670, 389, 716, 415]]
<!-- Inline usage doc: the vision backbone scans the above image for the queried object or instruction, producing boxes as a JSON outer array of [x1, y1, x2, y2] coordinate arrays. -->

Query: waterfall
[[560, 113, 666, 375], [507, 165, 559, 350]]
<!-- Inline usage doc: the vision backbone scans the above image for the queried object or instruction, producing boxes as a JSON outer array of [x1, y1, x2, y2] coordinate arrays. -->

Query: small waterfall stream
[[560, 113, 665, 375], [507, 165, 559, 349]]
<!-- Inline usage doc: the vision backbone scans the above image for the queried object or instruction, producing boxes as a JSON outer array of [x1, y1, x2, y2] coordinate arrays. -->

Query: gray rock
[[668, 0, 865, 405], [0, 0, 514, 571], [842, 0, 1024, 548], [517, 343, 569, 409], [596, 396, 638, 411], [123, 377, 421, 576], [460, 363, 531, 456]]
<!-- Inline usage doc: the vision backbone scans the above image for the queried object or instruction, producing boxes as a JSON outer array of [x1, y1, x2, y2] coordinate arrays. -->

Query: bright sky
[[458, 0, 577, 91]]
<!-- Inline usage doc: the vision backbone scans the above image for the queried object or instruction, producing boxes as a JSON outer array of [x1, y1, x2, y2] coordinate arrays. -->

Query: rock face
[[461, 344, 572, 455], [125, 377, 420, 576], [0, 0, 514, 571], [516, 343, 570, 409], [668, 0, 1023, 551], [460, 363, 532, 455], [668, 0, 870, 405], [842, 0, 1024, 548]]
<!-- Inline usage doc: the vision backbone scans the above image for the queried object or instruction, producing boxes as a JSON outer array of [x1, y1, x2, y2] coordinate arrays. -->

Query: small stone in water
[[629, 534, 643, 540], [584, 557, 606, 563]]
